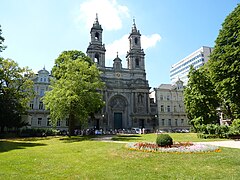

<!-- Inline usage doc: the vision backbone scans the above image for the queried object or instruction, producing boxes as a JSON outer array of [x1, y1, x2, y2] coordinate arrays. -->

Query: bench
[[228, 135, 240, 140]]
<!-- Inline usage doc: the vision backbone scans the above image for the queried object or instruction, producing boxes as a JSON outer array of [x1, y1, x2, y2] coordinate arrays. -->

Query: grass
[[0, 134, 239, 179]]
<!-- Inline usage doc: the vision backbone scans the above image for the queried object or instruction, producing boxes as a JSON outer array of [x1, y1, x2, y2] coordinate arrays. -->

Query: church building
[[86, 15, 153, 130], [25, 15, 156, 132]]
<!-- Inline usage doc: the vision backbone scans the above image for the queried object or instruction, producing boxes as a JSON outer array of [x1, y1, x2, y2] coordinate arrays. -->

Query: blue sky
[[0, 0, 239, 88]]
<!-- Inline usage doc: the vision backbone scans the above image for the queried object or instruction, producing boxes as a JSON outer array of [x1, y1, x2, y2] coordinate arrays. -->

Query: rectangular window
[[135, 58, 140, 68], [162, 119, 164, 126], [40, 89, 44, 96], [167, 106, 171, 112], [39, 102, 43, 109], [160, 95, 163, 100], [38, 118, 42, 126], [174, 105, 177, 112], [57, 120, 61, 127], [167, 95, 170, 101], [181, 119, 184, 125], [168, 119, 171, 126], [175, 119, 178, 126], [161, 105, 164, 112], [150, 98, 154, 104], [30, 102, 34, 109]]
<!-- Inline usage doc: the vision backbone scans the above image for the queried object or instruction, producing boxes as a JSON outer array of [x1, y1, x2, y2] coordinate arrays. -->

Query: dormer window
[[95, 32, 99, 41]]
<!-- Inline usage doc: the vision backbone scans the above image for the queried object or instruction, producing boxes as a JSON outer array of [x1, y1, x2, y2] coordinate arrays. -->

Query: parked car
[[131, 128, 141, 134]]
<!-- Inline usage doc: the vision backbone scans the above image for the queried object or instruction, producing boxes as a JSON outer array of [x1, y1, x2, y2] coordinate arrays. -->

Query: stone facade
[[26, 68, 68, 130], [86, 16, 153, 131], [26, 16, 155, 131], [154, 79, 190, 131]]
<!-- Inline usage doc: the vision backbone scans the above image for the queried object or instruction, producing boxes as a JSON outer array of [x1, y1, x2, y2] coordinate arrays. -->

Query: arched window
[[94, 54, 99, 64], [135, 58, 139, 68], [95, 32, 99, 41], [134, 37, 138, 45]]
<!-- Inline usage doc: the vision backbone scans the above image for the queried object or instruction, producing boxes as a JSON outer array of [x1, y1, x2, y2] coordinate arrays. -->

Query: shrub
[[156, 134, 173, 147], [20, 128, 60, 137]]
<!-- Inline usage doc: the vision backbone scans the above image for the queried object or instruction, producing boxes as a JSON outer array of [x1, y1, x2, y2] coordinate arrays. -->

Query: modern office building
[[170, 46, 213, 85], [154, 79, 190, 131]]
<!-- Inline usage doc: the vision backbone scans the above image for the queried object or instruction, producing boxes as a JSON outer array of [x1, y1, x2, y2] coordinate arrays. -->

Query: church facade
[[86, 16, 154, 131], [25, 16, 156, 132]]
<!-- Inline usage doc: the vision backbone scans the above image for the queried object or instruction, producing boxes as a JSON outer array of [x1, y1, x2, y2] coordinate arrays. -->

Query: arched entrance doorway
[[108, 95, 127, 129]]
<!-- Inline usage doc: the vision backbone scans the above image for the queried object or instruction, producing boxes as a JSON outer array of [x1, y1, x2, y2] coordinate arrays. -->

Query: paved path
[[195, 140, 240, 149], [92, 136, 240, 149]]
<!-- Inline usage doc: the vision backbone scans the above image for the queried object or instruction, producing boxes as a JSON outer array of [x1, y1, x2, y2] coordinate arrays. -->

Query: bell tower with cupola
[[87, 14, 106, 67], [126, 19, 145, 70]]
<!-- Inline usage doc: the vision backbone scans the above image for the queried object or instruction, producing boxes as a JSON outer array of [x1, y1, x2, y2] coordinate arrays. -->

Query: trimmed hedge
[[156, 134, 173, 147]]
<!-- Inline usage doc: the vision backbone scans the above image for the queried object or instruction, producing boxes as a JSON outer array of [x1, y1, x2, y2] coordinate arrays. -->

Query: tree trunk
[[68, 112, 75, 137], [226, 103, 234, 121]]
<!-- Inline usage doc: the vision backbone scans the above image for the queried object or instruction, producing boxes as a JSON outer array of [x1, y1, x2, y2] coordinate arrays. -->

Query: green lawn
[[0, 134, 239, 179]]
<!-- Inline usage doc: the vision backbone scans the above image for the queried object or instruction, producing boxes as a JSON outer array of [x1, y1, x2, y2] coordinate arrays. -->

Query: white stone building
[[170, 46, 213, 85], [154, 79, 190, 131], [26, 68, 68, 130]]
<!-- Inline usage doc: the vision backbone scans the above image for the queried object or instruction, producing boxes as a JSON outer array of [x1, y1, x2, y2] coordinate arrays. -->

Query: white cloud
[[142, 34, 162, 50], [77, 0, 129, 31], [105, 33, 162, 62], [105, 34, 129, 60]]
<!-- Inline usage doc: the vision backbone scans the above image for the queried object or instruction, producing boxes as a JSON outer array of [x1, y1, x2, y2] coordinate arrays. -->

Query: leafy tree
[[0, 25, 7, 53], [52, 50, 92, 79], [0, 58, 34, 132], [43, 51, 104, 136], [208, 4, 240, 120], [184, 66, 219, 130]]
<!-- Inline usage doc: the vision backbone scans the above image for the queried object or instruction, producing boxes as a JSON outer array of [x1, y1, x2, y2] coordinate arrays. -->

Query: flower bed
[[126, 142, 221, 153]]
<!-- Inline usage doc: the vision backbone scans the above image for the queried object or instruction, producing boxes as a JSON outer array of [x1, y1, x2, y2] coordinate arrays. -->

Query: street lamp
[[154, 114, 158, 134]]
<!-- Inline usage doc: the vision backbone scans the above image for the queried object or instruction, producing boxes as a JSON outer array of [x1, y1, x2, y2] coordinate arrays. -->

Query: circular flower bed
[[126, 142, 221, 154]]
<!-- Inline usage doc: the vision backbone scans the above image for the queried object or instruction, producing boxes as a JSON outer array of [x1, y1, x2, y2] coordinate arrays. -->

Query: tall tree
[[184, 66, 219, 129], [43, 51, 104, 136], [52, 50, 93, 79], [0, 25, 7, 53], [208, 4, 240, 120], [0, 58, 34, 132]]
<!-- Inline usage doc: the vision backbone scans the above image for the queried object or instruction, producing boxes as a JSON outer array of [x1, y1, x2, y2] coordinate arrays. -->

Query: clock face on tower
[[115, 72, 121, 78]]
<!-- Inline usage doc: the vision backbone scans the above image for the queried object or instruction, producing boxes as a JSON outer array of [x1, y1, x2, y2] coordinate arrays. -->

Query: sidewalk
[[195, 140, 240, 149], [92, 136, 240, 149]]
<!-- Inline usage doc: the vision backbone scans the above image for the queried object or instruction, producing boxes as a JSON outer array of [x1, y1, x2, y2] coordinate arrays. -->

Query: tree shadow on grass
[[59, 135, 95, 143], [111, 134, 143, 142], [0, 140, 47, 153]]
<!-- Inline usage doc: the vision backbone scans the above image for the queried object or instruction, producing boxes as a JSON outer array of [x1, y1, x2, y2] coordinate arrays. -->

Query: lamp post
[[154, 114, 158, 134], [102, 114, 105, 132]]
